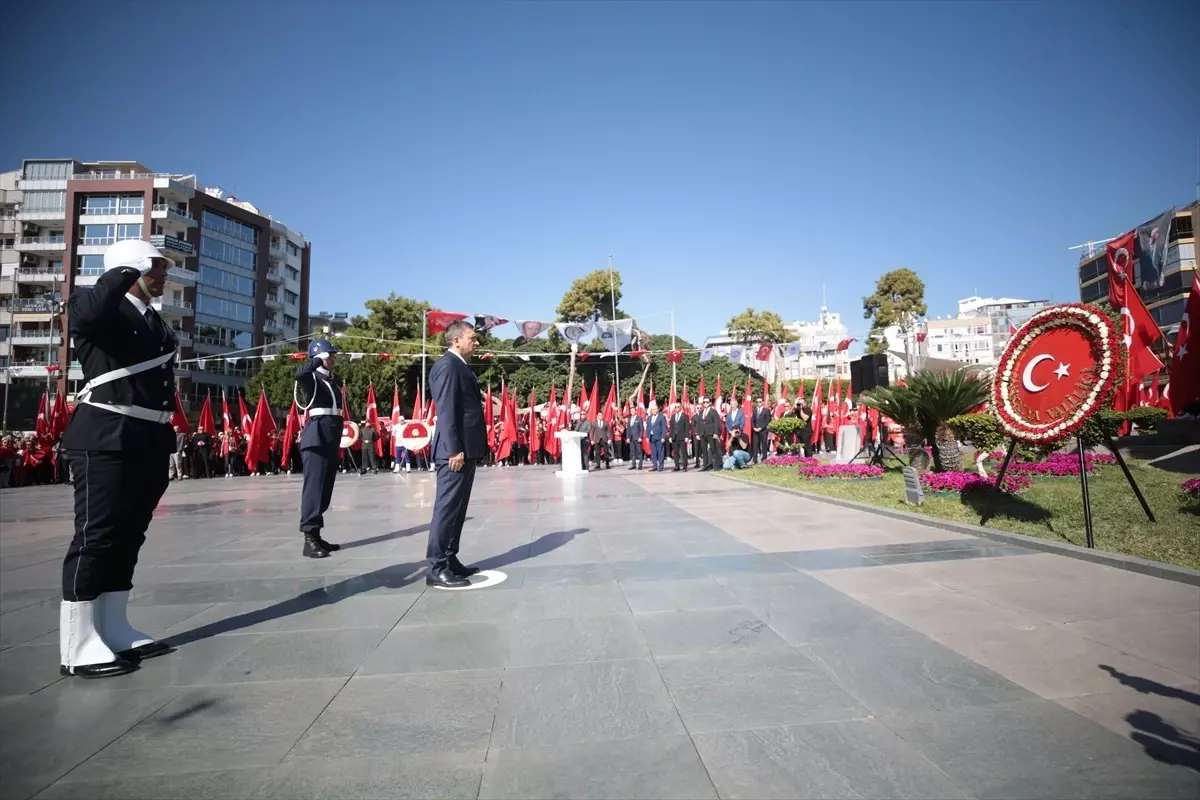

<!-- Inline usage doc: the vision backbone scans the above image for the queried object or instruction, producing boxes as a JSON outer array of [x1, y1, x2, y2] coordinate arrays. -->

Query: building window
[[287, 241, 301, 257], [196, 294, 254, 324], [200, 238, 256, 270], [284, 289, 298, 305], [285, 265, 299, 281], [283, 314, 298, 328], [116, 223, 142, 240], [119, 195, 144, 215], [23, 161, 72, 180], [82, 196, 117, 215], [22, 190, 66, 213], [0, 325, 8, 342], [80, 224, 114, 245], [201, 209, 258, 245], [198, 264, 255, 297], [76, 254, 105, 276], [1081, 277, 1108, 304]]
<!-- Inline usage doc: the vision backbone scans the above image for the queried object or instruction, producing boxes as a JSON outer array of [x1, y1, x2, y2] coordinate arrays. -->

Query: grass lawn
[[731, 462, 1200, 571]]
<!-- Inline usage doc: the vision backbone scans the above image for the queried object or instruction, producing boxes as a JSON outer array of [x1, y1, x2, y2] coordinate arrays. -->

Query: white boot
[[60, 600, 135, 678], [97, 591, 172, 660]]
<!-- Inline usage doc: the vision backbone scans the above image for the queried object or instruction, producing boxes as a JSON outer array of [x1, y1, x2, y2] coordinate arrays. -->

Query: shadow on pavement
[[165, 528, 586, 647], [1100, 664, 1200, 772]]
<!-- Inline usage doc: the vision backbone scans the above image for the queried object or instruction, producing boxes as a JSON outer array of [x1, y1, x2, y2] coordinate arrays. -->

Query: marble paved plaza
[[1, 466, 1198, 799]]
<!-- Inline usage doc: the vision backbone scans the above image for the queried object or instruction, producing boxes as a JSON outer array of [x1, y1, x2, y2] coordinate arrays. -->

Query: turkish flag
[[742, 376, 753, 436], [1169, 275, 1199, 415], [603, 383, 617, 425], [365, 383, 382, 455], [810, 377, 823, 446], [34, 393, 49, 440], [198, 394, 217, 435], [1108, 232, 1164, 388], [681, 381, 691, 415], [238, 392, 253, 431], [528, 388, 540, 460], [496, 383, 513, 461], [755, 344, 773, 361], [281, 401, 299, 468], [544, 385, 559, 457], [51, 391, 70, 440], [668, 380, 677, 409], [427, 310, 469, 336], [697, 374, 707, 401], [666, 350, 684, 364], [221, 391, 233, 453], [171, 392, 190, 432], [588, 377, 599, 423], [244, 390, 277, 472]]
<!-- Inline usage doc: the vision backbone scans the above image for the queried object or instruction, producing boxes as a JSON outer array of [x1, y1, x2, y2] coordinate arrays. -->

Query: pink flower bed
[[1182, 478, 1200, 498], [797, 463, 884, 480], [1008, 453, 1116, 477], [921, 471, 1032, 494], [762, 455, 819, 467]]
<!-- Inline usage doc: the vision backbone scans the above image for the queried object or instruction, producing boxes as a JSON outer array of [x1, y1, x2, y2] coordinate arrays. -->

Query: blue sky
[[7, 1, 1198, 348]]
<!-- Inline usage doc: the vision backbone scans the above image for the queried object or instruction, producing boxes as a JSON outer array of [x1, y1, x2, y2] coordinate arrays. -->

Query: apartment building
[[703, 306, 851, 384], [1076, 203, 1198, 335], [922, 296, 1051, 367], [0, 159, 312, 410]]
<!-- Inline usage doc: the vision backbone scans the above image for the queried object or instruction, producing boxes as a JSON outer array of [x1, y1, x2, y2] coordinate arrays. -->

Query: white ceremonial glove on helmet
[[103, 239, 173, 276]]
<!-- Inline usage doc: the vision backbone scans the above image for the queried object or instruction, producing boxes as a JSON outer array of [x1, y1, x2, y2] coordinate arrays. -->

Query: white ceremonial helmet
[[103, 238, 174, 273]]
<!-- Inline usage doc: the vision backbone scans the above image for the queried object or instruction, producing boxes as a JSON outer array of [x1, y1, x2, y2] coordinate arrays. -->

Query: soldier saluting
[[295, 338, 344, 558], [59, 239, 178, 679]]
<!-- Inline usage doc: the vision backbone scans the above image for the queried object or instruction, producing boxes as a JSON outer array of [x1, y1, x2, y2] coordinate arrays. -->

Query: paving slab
[[2, 467, 1198, 799]]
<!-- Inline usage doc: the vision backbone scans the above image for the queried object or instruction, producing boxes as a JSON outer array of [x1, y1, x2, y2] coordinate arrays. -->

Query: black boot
[[315, 534, 341, 552], [302, 533, 330, 559]]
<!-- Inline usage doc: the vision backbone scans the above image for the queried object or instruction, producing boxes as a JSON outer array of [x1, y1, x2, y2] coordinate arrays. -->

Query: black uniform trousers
[[62, 449, 169, 602], [427, 459, 476, 570], [752, 431, 768, 462], [300, 441, 339, 534], [672, 439, 689, 470], [705, 437, 724, 470]]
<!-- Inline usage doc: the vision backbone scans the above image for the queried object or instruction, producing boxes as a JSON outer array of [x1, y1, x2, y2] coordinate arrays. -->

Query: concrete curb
[[717, 473, 1200, 587]]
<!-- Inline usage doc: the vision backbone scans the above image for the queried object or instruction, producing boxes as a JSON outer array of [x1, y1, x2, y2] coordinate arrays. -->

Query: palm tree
[[905, 368, 991, 472], [860, 385, 929, 473]]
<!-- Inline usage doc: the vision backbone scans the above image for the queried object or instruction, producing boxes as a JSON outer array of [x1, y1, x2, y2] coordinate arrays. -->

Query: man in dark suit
[[690, 406, 704, 470], [646, 403, 666, 471], [669, 403, 690, 472], [59, 239, 177, 679], [625, 411, 644, 470], [698, 396, 724, 471], [426, 319, 487, 588], [589, 417, 612, 469], [295, 338, 344, 558], [751, 397, 773, 464]]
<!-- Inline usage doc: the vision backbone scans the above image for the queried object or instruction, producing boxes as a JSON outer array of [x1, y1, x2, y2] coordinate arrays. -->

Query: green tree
[[865, 328, 889, 355], [862, 268, 927, 370], [725, 307, 797, 397], [555, 269, 624, 322]]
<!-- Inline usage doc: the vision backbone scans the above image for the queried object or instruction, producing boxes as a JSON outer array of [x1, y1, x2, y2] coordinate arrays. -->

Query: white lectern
[[555, 431, 588, 478], [835, 424, 862, 464]]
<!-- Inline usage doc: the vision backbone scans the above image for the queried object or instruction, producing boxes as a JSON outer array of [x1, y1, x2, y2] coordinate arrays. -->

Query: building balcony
[[10, 333, 61, 347], [70, 172, 196, 199], [265, 295, 283, 311], [15, 265, 65, 283], [166, 265, 197, 287], [150, 233, 195, 258], [265, 268, 283, 284], [15, 237, 66, 252], [6, 361, 80, 380], [263, 320, 283, 335], [16, 208, 66, 222], [150, 204, 197, 227], [171, 330, 193, 347], [153, 298, 194, 318]]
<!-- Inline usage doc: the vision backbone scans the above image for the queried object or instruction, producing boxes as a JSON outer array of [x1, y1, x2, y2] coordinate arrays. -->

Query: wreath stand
[[979, 432, 1155, 549]]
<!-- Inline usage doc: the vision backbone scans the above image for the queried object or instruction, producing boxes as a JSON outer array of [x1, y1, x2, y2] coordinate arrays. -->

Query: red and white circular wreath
[[992, 303, 1118, 444]]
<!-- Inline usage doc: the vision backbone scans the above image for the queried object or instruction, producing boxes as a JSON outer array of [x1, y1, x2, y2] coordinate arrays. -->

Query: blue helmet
[[308, 338, 339, 359]]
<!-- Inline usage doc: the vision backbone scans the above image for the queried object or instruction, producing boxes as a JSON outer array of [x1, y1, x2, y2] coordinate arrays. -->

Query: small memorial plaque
[[902, 466, 924, 505]]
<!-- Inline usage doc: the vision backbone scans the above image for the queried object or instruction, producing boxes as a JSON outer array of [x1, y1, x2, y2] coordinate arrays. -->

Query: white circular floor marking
[[431, 569, 508, 591]]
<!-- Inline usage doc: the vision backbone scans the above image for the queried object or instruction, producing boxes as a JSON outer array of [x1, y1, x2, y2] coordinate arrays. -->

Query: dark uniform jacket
[[296, 357, 343, 451], [62, 267, 177, 454]]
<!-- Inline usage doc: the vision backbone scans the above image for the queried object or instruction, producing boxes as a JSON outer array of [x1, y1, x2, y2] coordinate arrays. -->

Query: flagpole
[[608, 254, 620, 406], [670, 309, 677, 395], [421, 309, 428, 410]]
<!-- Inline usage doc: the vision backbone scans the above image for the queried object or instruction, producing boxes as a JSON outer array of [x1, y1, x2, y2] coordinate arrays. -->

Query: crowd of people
[[1, 386, 904, 488]]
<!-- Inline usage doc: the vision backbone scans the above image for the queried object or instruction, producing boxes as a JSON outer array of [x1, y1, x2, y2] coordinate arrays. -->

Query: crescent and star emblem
[[1021, 354, 1071, 393]]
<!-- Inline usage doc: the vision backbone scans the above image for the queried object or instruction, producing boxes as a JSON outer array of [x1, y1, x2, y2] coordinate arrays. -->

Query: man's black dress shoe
[[316, 535, 341, 552], [449, 558, 479, 578], [426, 568, 471, 588]]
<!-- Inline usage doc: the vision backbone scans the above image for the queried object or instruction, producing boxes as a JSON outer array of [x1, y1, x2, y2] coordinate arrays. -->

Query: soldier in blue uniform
[[295, 338, 344, 558], [59, 239, 177, 679]]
